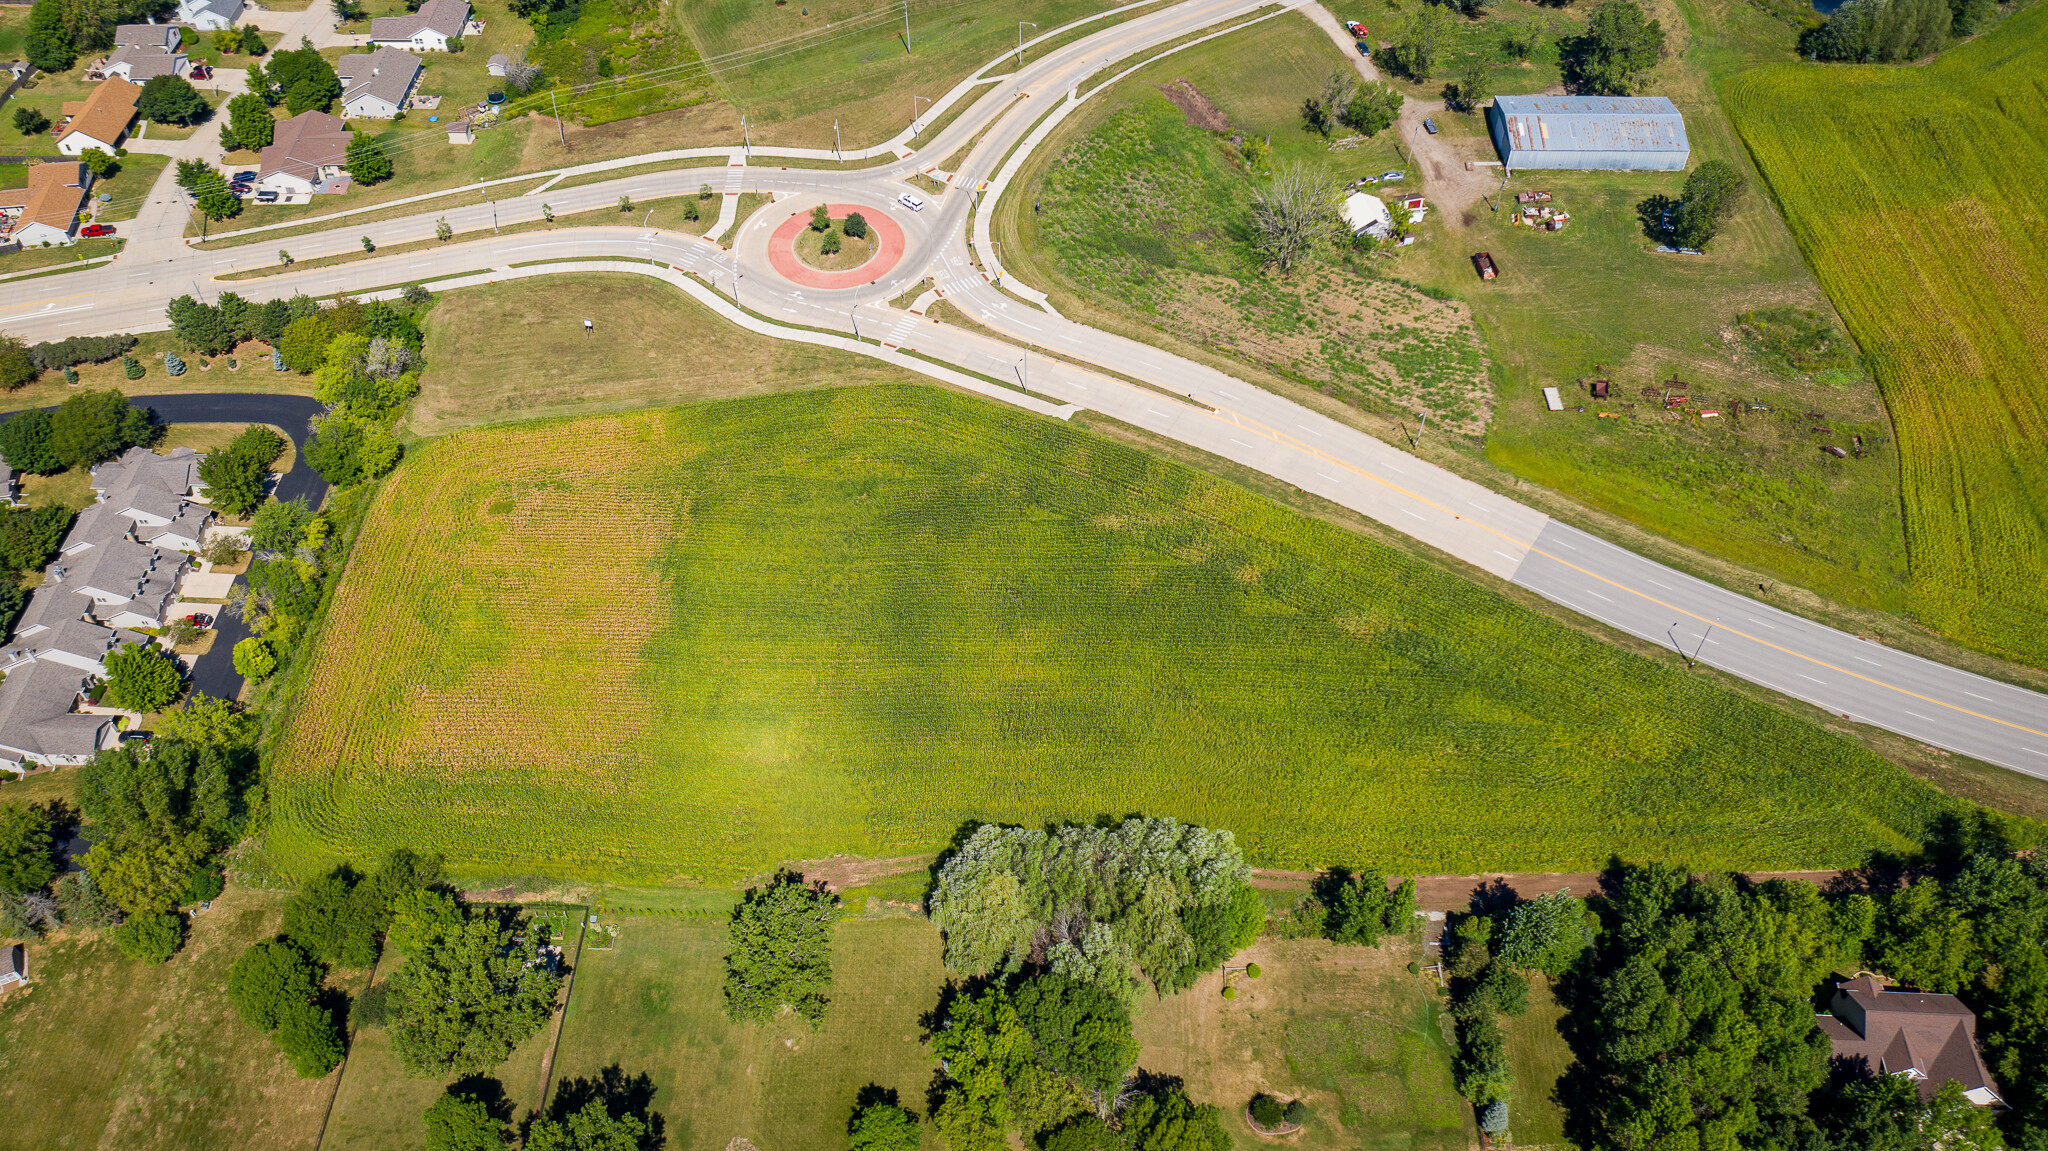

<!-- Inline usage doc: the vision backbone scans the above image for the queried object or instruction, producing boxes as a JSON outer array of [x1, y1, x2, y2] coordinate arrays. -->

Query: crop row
[[267, 386, 1959, 884], [1725, 10, 2048, 667]]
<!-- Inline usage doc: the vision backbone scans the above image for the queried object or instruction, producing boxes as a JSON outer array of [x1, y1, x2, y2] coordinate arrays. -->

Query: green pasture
[[268, 384, 1957, 885], [1726, 3, 2048, 668]]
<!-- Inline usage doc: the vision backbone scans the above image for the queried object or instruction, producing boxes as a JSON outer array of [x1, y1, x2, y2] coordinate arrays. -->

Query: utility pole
[[742, 115, 750, 156], [1416, 410, 1427, 444], [1016, 21, 1036, 66], [550, 88, 566, 148], [850, 306, 859, 339], [903, 0, 910, 52]]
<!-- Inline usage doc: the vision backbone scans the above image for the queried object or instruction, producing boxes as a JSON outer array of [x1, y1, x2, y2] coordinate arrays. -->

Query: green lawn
[[546, 910, 947, 1150], [1135, 932, 1469, 1149], [0, 888, 349, 1151], [1502, 977, 1573, 1149], [268, 383, 1957, 886]]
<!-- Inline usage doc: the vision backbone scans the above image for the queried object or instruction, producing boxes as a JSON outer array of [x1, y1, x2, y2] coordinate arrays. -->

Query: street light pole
[[834, 118, 841, 161], [1016, 21, 1036, 66], [912, 96, 931, 139]]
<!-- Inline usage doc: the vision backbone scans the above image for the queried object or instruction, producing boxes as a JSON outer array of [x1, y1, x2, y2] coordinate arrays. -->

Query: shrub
[[843, 211, 868, 239], [1250, 1094, 1285, 1127], [820, 230, 842, 256], [112, 911, 185, 962], [123, 356, 144, 380], [179, 866, 225, 903], [1246, 962, 1261, 978], [1221, 985, 1236, 999], [165, 353, 187, 376], [809, 203, 831, 231], [1479, 1101, 1509, 1137], [29, 333, 137, 371], [233, 637, 278, 682]]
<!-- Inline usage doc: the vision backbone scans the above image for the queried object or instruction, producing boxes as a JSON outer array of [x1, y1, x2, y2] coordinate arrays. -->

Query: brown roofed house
[[255, 110, 354, 198], [0, 162, 87, 247], [1816, 975, 2003, 1106], [56, 77, 141, 157]]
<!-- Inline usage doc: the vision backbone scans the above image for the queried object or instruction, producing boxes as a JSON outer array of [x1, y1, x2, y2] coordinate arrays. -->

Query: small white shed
[[1341, 191, 1392, 237]]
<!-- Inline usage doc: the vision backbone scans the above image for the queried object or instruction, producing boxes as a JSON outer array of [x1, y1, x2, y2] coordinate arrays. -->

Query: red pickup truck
[[79, 223, 115, 238], [1344, 19, 1369, 36]]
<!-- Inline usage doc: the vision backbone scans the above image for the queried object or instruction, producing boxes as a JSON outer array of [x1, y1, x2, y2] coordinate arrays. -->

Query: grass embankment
[[0, 887, 348, 1151], [269, 382, 1959, 885], [403, 273, 907, 435], [1726, 3, 2048, 669]]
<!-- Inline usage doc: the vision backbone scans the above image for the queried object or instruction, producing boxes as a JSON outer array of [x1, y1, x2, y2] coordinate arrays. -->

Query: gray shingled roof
[[107, 44, 185, 80], [113, 24, 180, 49], [338, 46, 423, 109], [370, 0, 469, 40], [0, 660, 106, 758]]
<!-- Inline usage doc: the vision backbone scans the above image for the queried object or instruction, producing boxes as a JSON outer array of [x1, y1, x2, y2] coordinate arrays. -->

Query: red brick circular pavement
[[766, 202, 906, 289]]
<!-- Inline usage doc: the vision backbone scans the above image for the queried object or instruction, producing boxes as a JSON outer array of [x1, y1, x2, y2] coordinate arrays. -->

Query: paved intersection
[[2, 0, 2045, 775]]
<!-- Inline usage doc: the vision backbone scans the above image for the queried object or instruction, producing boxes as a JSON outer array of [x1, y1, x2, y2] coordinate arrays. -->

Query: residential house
[[0, 659, 117, 770], [1816, 975, 2004, 1106], [0, 454, 17, 505], [104, 23, 188, 81], [0, 162, 88, 248], [336, 46, 423, 119], [255, 110, 354, 196], [369, 0, 470, 52], [0, 448, 217, 774], [55, 77, 141, 156], [177, 0, 245, 32]]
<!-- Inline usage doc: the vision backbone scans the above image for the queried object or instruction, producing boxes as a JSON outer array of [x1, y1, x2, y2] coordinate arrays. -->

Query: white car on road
[[898, 192, 926, 212]]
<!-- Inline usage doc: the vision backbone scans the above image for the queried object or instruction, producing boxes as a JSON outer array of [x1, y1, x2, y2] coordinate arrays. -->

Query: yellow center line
[[1201, 403, 2048, 743]]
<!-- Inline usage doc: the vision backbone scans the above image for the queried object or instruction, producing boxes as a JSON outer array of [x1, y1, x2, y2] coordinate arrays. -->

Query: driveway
[[245, 0, 370, 51]]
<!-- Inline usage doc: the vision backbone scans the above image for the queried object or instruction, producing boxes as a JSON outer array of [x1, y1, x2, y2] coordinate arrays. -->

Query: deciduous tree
[[722, 869, 837, 1026], [1564, 0, 1665, 95], [139, 75, 208, 125], [0, 804, 57, 894], [102, 641, 184, 712]]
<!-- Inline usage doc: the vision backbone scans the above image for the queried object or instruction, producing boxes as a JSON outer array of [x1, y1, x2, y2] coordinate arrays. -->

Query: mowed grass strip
[[268, 384, 1957, 883], [1726, 7, 2048, 668]]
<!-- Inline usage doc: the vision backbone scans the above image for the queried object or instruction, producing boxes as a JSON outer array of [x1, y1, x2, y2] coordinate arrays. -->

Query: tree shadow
[[1636, 194, 1678, 243], [850, 1084, 916, 1131], [448, 1076, 515, 1124], [1466, 877, 1519, 916]]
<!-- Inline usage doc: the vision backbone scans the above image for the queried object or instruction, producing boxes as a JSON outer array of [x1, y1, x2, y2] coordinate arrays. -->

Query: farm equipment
[[1514, 202, 1571, 231], [1473, 251, 1498, 280], [1515, 190, 1552, 203]]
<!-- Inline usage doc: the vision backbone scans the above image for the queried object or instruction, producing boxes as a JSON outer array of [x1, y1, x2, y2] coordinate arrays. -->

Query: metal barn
[[1487, 95, 1690, 171]]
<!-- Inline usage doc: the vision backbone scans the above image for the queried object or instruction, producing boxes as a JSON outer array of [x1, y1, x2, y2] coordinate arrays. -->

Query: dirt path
[[1394, 100, 1500, 228], [1252, 867, 1846, 909]]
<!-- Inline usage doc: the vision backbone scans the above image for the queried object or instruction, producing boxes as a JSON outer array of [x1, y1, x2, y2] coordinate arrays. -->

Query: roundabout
[[765, 201, 908, 289]]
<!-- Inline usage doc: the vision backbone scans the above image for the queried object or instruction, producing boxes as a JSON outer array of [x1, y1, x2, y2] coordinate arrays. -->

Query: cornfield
[[266, 386, 1955, 883], [1726, 7, 2048, 667]]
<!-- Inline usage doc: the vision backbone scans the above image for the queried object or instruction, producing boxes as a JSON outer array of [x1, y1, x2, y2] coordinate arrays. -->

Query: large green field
[[267, 384, 1956, 884], [1725, 4, 2048, 669]]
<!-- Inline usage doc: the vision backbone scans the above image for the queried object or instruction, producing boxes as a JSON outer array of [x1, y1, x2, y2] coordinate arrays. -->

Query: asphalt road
[[0, 0, 2043, 775]]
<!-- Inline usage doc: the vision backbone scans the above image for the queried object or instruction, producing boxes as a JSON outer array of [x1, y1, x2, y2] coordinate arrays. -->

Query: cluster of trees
[[167, 289, 426, 489], [1562, 0, 1667, 95], [197, 424, 286, 517], [1299, 72, 1403, 138], [509, 0, 585, 41], [1799, 0, 1962, 61], [1287, 866, 1419, 946], [1, 700, 260, 960], [225, 850, 441, 1077], [929, 976, 1226, 1151], [0, 388, 159, 476], [928, 818, 1263, 998], [0, 332, 138, 388], [1383, 3, 1457, 80], [24, 0, 171, 73], [0, 503, 72, 626], [1552, 832, 2046, 1151], [251, 41, 342, 116], [383, 888, 564, 1075], [1639, 159, 1748, 250], [1433, 890, 1593, 1139], [722, 870, 838, 1027], [232, 494, 329, 665], [427, 1069, 662, 1151]]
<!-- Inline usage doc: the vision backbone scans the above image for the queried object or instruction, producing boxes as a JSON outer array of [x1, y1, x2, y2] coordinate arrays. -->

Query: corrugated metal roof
[[1493, 94, 1689, 155]]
